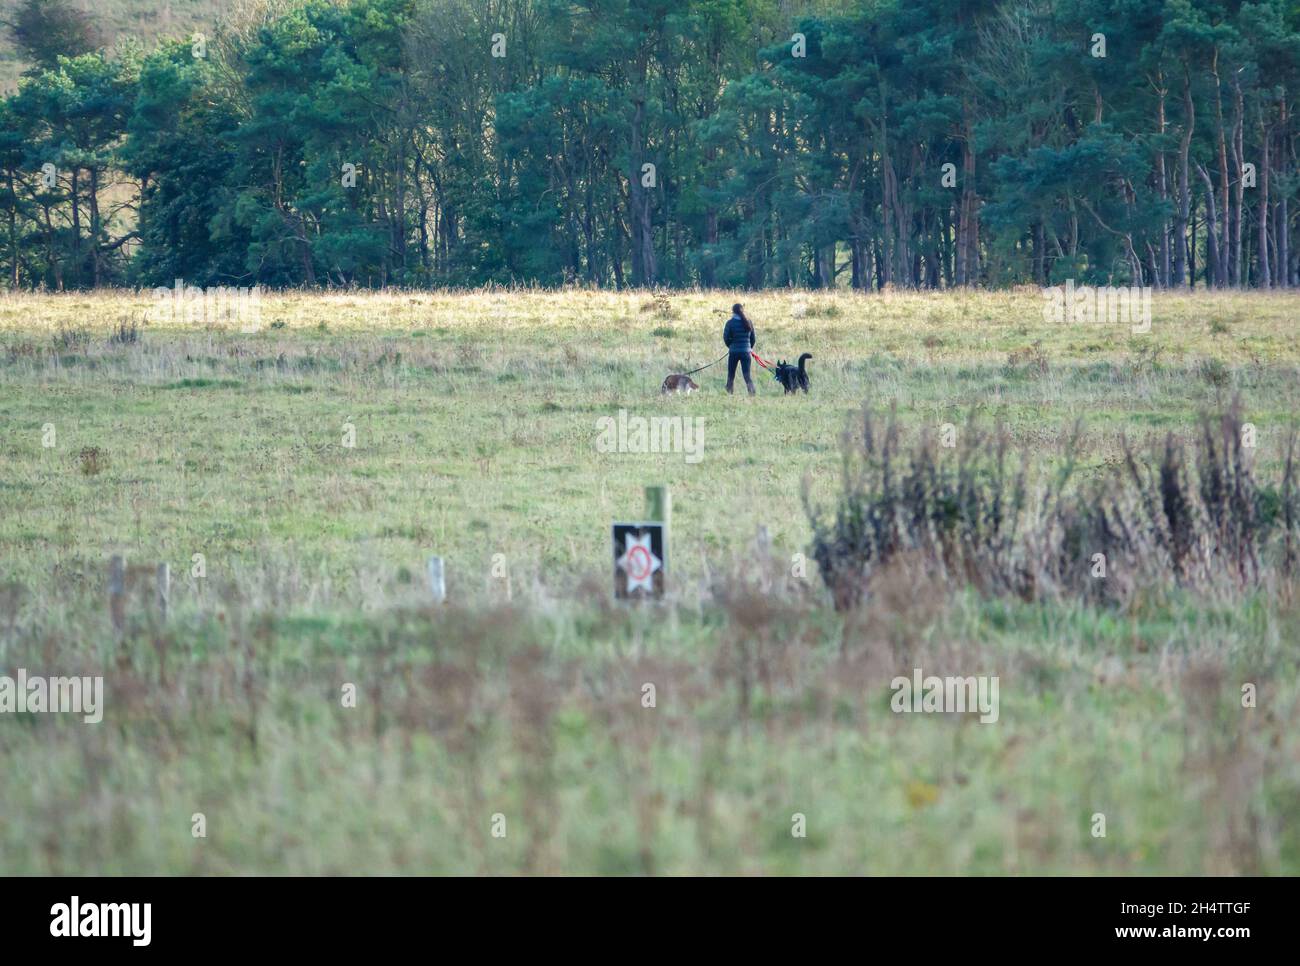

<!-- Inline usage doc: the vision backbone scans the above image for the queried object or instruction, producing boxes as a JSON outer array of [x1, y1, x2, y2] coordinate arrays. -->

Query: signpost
[[612, 522, 665, 599], [645, 484, 670, 570], [612, 485, 670, 600]]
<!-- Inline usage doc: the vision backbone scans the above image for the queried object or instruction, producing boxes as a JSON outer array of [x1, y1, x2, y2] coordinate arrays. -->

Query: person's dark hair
[[732, 303, 753, 333]]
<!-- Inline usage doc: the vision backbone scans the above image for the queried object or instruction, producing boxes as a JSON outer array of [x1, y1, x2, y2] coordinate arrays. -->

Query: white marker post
[[108, 555, 126, 634], [427, 556, 446, 604], [157, 563, 171, 622]]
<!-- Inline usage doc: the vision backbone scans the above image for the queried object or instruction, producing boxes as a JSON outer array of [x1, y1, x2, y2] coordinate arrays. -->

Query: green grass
[[1, 288, 1299, 874]]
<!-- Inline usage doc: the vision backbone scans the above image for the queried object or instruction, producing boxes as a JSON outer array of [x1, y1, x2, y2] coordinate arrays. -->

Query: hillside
[[0, 0, 234, 91]]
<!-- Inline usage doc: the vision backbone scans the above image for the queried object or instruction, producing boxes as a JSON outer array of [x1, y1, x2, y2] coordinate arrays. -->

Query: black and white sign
[[612, 522, 665, 598]]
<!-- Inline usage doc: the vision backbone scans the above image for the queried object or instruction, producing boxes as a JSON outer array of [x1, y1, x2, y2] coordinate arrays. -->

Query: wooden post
[[156, 563, 170, 622], [427, 556, 446, 604], [645, 485, 670, 569], [755, 525, 772, 591], [108, 555, 125, 634]]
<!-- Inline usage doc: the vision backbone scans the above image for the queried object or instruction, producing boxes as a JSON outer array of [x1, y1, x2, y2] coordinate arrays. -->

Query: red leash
[[750, 351, 774, 370]]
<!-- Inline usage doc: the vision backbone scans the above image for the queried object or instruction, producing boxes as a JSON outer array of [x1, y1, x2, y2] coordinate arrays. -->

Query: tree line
[[1, 0, 1297, 291]]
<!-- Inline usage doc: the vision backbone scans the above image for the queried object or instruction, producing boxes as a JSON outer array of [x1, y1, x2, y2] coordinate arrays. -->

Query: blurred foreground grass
[[1, 287, 1297, 873]]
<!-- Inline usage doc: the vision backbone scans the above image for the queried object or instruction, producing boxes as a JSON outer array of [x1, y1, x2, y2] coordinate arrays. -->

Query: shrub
[[802, 302, 842, 319], [78, 446, 107, 477], [107, 319, 139, 347], [52, 324, 91, 351], [640, 292, 675, 319], [804, 400, 1298, 609], [1005, 341, 1049, 377], [1198, 356, 1230, 388]]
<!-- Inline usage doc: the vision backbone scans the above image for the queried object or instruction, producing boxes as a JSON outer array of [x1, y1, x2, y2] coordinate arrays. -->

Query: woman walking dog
[[722, 303, 757, 395]]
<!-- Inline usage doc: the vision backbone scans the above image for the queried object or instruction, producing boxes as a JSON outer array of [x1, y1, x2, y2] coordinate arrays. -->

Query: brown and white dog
[[661, 373, 700, 394]]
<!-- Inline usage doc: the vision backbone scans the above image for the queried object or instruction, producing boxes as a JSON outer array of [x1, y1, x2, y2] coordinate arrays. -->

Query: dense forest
[[0, 0, 1297, 290]]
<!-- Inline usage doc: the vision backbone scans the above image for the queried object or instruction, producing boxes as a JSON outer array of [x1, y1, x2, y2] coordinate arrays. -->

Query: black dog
[[772, 353, 812, 393]]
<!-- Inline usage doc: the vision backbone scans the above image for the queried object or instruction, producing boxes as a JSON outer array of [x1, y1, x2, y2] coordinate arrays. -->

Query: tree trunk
[[1173, 71, 1194, 288], [1275, 98, 1289, 287], [1154, 77, 1170, 287], [70, 168, 82, 284], [7, 172, 16, 288], [955, 111, 978, 287], [1258, 107, 1271, 288], [702, 210, 717, 288], [1033, 221, 1045, 285], [1211, 49, 1231, 287], [1231, 78, 1245, 286], [89, 166, 102, 288], [627, 69, 656, 288], [1197, 165, 1222, 289]]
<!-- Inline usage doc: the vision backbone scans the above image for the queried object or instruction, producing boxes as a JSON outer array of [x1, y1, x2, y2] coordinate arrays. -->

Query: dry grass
[[1, 288, 1299, 874]]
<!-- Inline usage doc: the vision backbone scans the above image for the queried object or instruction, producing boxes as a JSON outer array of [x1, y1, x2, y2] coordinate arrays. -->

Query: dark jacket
[[723, 314, 755, 353]]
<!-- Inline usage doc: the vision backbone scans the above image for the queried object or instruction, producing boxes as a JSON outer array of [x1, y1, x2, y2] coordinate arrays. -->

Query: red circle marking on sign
[[626, 545, 652, 581]]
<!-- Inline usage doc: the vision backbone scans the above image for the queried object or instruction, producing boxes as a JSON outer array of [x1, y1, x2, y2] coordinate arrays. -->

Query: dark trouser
[[726, 351, 755, 394]]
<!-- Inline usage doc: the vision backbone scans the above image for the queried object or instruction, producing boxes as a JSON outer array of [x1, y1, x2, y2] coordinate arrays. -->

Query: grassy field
[[1, 287, 1299, 874]]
